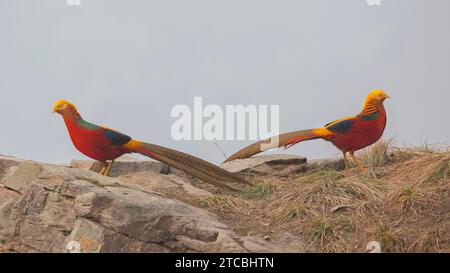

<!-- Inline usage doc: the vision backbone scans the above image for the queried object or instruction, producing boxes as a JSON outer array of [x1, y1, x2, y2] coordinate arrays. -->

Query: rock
[[69, 186, 234, 252], [237, 232, 308, 253], [69, 160, 103, 173], [221, 154, 307, 177], [70, 156, 208, 196], [0, 155, 23, 181], [0, 157, 305, 253], [70, 156, 170, 177], [1, 161, 43, 193], [166, 175, 213, 197], [0, 186, 21, 246], [308, 158, 346, 171]]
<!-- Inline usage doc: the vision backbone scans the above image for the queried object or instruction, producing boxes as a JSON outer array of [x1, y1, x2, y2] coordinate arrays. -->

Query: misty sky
[[0, 0, 449, 164]]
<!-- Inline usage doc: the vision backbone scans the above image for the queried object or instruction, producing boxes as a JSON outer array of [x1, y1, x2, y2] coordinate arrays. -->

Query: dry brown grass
[[359, 139, 392, 170], [200, 195, 240, 213], [257, 169, 390, 252], [418, 153, 450, 185], [241, 181, 276, 199], [166, 141, 450, 253], [270, 173, 386, 217]]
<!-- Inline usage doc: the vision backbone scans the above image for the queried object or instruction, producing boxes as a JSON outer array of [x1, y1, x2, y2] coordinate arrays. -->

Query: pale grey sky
[[0, 0, 449, 164]]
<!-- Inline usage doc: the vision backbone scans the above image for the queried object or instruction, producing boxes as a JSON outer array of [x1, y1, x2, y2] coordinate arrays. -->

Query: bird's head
[[366, 89, 391, 103], [52, 100, 78, 115]]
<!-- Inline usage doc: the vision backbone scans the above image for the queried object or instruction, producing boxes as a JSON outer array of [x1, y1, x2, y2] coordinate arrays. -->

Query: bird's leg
[[99, 162, 108, 176], [343, 152, 350, 170], [350, 151, 361, 167], [103, 160, 115, 177]]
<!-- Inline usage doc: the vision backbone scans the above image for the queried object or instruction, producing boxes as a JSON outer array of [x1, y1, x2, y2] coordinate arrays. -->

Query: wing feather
[[101, 126, 132, 146], [325, 116, 356, 134]]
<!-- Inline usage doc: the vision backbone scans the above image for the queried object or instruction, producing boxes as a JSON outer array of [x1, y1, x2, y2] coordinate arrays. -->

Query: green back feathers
[[77, 119, 100, 130]]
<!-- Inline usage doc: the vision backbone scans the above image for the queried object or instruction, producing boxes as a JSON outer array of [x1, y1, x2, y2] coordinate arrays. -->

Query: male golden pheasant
[[224, 89, 390, 169], [53, 100, 249, 190]]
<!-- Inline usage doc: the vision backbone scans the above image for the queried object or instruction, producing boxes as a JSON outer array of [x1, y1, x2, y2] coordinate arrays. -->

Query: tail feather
[[223, 129, 320, 163], [130, 140, 251, 191]]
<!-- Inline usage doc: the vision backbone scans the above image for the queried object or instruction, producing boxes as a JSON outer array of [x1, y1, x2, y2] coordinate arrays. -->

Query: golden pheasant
[[53, 100, 249, 191], [224, 89, 390, 169]]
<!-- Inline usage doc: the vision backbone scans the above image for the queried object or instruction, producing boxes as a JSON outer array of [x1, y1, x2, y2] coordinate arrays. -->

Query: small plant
[[419, 154, 450, 185], [398, 187, 421, 216], [338, 218, 357, 231], [415, 142, 435, 153], [312, 220, 330, 237], [296, 170, 344, 184], [359, 139, 392, 170], [278, 205, 307, 223], [375, 224, 398, 252], [390, 147, 417, 162], [200, 195, 240, 213], [241, 182, 276, 199], [307, 219, 341, 252]]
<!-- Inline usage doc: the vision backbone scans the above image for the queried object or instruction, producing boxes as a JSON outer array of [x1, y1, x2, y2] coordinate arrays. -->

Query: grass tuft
[[278, 205, 307, 223], [306, 218, 347, 253], [359, 139, 392, 170], [374, 224, 398, 252], [241, 182, 276, 199], [188, 146, 450, 253], [419, 153, 450, 185], [199, 195, 240, 213], [295, 169, 344, 184]]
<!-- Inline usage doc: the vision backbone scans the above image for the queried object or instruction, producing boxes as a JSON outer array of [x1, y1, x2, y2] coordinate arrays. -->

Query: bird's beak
[[384, 94, 391, 99]]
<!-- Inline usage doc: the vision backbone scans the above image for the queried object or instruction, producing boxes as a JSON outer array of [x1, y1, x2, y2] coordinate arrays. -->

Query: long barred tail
[[223, 129, 320, 163], [129, 140, 251, 191]]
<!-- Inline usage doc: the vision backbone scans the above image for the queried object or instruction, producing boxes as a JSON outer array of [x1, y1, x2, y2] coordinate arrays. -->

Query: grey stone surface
[[308, 158, 346, 171], [0, 156, 306, 253], [0, 155, 23, 181], [221, 154, 307, 177], [70, 156, 170, 177]]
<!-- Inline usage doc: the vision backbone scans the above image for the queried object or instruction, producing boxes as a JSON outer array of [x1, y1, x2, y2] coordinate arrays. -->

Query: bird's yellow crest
[[366, 89, 391, 101], [52, 100, 77, 113], [359, 89, 390, 116]]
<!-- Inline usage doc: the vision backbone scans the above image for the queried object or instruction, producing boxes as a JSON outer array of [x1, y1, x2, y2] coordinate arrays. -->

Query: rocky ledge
[[0, 155, 308, 253]]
